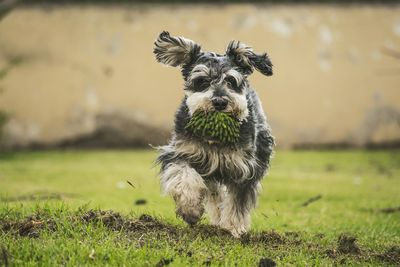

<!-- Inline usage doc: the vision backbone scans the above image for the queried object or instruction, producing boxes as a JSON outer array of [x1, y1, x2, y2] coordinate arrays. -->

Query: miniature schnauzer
[[154, 31, 275, 237]]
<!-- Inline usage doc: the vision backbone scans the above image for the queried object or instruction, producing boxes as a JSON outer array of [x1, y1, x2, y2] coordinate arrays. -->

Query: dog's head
[[153, 31, 273, 121]]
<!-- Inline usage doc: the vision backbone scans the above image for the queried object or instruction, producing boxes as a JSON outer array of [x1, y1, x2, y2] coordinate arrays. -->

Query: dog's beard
[[185, 110, 240, 145], [224, 93, 249, 121], [185, 89, 249, 122]]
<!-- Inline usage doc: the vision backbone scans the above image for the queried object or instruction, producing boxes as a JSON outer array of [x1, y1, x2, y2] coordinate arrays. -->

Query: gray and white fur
[[154, 31, 275, 237]]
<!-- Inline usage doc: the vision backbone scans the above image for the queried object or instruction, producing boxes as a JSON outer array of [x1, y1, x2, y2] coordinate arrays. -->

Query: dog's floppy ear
[[226, 40, 273, 76], [154, 31, 202, 67]]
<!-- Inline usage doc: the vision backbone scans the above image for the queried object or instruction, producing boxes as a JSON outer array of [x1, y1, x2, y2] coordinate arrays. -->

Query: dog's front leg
[[161, 162, 207, 225], [218, 182, 260, 238], [205, 182, 227, 225]]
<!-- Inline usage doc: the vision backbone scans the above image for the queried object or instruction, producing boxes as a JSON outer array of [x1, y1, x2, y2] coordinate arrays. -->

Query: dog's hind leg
[[161, 162, 207, 226], [218, 182, 261, 238], [204, 182, 226, 225]]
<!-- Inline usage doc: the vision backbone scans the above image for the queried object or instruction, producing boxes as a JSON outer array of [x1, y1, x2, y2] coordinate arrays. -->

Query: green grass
[[0, 149, 399, 266]]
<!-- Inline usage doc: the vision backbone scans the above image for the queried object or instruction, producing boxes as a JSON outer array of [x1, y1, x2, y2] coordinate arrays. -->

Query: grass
[[0, 149, 399, 266]]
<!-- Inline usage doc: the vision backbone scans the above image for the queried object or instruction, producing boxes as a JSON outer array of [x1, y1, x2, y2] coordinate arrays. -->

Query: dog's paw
[[258, 130, 274, 144], [258, 131, 269, 140], [176, 205, 204, 226], [218, 212, 250, 238], [224, 224, 248, 238], [218, 218, 248, 238], [173, 187, 207, 226]]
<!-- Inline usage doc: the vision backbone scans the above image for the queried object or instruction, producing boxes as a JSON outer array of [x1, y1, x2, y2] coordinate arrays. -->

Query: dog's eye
[[225, 76, 240, 91], [193, 77, 210, 92]]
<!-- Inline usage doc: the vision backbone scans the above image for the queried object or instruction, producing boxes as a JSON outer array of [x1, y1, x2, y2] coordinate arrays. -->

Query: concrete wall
[[0, 4, 399, 149]]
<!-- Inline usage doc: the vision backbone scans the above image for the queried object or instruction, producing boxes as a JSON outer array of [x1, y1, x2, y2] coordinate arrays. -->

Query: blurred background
[[0, 0, 399, 150], [0, 4, 399, 264]]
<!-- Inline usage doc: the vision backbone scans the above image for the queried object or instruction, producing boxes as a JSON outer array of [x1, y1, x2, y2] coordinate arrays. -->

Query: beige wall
[[0, 4, 399, 148]]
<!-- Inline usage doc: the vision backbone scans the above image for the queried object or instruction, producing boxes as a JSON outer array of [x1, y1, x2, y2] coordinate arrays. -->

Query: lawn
[[0, 149, 399, 266]]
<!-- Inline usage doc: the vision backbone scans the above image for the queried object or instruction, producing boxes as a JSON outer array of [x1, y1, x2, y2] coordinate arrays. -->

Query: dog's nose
[[212, 97, 228, 111]]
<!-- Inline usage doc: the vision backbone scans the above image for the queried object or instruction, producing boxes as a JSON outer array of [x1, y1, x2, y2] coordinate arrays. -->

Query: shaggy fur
[[154, 31, 275, 237]]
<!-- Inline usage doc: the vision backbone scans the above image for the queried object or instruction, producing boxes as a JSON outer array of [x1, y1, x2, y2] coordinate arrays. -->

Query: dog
[[153, 31, 275, 237]]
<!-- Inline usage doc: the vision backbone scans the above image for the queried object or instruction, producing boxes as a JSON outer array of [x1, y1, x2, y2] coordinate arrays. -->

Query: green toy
[[185, 111, 241, 144]]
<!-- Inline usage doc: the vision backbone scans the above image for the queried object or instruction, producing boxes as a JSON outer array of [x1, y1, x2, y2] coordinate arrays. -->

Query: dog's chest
[[176, 141, 257, 182]]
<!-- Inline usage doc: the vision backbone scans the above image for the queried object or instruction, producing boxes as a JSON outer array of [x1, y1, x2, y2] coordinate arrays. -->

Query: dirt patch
[[125, 214, 178, 235], [376, 246, 400, 265], [80, 210, 125, 231], [1, 214, 56, 238], [1, 209, 272, 243], [1, 210, 179, 239], [326, 234, 361, 259], [241, 231, 286, 247], [258, 257, 276, 267], [337, 234, 361, 255], [79, 211, 181, 240], [1, 209, 398, 266], [190, 224, 231, 239]]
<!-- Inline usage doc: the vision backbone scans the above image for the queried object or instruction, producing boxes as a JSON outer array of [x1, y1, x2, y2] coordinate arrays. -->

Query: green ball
[[185, 111, 241, 144]]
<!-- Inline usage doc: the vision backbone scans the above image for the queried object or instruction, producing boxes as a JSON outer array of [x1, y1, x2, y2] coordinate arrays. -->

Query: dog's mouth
[[195, 104, 242, 120], [185, 111, 241, 145]]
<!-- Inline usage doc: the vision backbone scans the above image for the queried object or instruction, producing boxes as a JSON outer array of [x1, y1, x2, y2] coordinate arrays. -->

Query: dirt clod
[[258, 257, 276, 267], [337, 234, 361, 255], [300, 195, 322, 207], [135, 199, 147, 205]]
